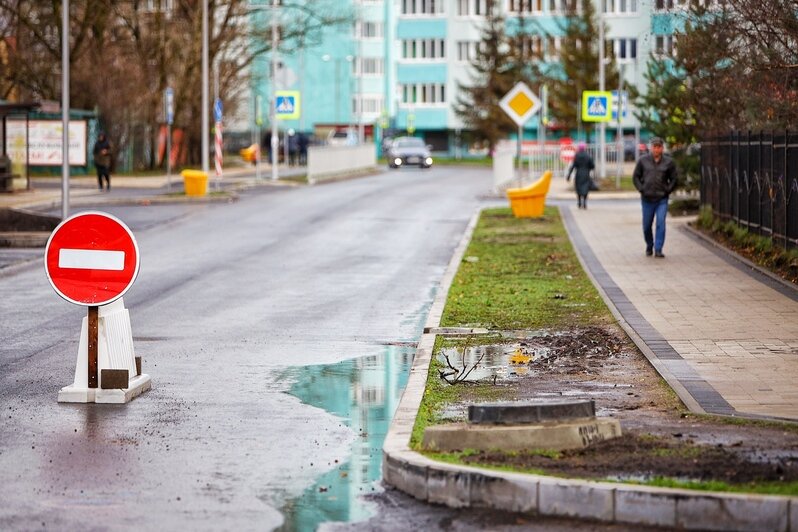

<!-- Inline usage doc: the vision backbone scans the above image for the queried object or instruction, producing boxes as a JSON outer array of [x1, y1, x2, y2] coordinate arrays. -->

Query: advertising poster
[[6, 119, 88, 166]]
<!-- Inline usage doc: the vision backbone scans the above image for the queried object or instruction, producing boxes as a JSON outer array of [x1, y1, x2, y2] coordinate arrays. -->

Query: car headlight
[[425, 157, 433, 165], [394, 158, 402, 166]]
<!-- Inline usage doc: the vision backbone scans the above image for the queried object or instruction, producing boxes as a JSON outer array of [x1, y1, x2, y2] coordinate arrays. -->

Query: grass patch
[[695, 205, 798, 284], [441, 207, 611, 330], [279, 173, 308, 184], [411, 206, 614, 447], [594, 175, 637, 192], [623, 477, 798, 497]]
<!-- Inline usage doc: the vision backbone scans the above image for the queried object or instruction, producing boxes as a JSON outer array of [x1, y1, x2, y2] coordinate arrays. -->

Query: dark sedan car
[[386, 137, 433, 169]]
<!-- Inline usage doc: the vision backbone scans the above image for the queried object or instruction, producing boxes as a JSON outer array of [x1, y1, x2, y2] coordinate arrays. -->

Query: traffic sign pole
[[499, 82, 542, 186], [88, 306, 98, 388], [45, 212, 151, 403]]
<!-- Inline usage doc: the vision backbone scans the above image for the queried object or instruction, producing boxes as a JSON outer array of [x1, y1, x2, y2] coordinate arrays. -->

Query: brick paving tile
[[561, 193, 798, 421]]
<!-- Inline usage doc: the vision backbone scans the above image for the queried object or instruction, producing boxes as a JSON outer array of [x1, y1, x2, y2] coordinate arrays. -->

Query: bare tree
[[0, 0, 351, 168]]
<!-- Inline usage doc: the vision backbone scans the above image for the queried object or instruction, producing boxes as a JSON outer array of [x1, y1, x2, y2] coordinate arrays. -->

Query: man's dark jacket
[[632, 153, 678, 201]]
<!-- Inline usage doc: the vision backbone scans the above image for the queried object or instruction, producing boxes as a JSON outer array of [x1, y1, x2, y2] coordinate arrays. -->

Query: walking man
[[632, 137, 678, 258]]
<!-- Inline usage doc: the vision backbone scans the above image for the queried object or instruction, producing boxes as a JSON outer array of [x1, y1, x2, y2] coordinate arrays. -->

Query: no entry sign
[[45, 212, 140, 306]]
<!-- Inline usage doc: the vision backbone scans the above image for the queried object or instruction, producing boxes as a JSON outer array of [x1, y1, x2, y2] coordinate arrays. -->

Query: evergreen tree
[[454, 2, 528, 153], [542, 0, 618, 138]]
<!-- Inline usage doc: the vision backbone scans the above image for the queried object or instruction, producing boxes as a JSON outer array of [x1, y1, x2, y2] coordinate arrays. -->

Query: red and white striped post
[[214, 121, 223, 188]]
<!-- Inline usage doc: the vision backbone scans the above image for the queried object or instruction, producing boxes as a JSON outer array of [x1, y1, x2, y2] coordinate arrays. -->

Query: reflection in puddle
[[438, 343, 551, 381], [278, 346, 414, 531]]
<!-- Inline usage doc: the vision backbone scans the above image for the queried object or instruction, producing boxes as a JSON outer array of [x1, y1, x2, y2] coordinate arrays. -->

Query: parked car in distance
[[386, 137, 433, 169], [327, 129, 357, 146]]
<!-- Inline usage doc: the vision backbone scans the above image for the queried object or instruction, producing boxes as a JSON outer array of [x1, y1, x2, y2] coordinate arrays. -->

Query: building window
[[544, 36, 561, 60], [457, 41, 478, 61], [357, 21, 383, 39], [608, 37, 637, 61], [655, 35, 676, 56], [516, 35, 543, 58], [508, 0, 544, 13], [457, 0, 490, 14], [401, 0, 444, 15], [353, 95, 384, 115], [603, 0, 638, 13], [355, 57, 384, 76], [144, 0, 174, 11], [402, 39, 446, 59], [401, 83, 447, 104]]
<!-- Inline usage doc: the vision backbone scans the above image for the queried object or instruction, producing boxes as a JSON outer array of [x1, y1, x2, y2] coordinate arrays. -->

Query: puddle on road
[[277, 345, 414, 531]]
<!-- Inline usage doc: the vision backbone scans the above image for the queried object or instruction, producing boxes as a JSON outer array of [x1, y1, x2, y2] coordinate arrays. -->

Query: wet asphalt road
[[0, 167, 492, 530]]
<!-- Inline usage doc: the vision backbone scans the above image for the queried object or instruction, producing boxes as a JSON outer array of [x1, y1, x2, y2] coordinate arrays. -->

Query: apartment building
[[249, 0, 683, 152]]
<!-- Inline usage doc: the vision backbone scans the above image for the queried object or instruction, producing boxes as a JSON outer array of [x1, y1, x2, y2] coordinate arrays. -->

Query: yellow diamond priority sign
[[499, 82, 542, 127]]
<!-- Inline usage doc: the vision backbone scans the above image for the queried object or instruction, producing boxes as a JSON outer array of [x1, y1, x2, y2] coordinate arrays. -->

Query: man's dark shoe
[[646, 247, 653, 257], [654, 251, 665, 258]]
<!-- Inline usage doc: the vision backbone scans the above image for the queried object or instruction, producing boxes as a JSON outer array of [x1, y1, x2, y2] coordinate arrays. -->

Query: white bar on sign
[[59, 249, 125, 271]]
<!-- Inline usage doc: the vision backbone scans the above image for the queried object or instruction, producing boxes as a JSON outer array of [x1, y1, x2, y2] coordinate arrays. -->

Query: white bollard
[[57, 297, 151, 404]]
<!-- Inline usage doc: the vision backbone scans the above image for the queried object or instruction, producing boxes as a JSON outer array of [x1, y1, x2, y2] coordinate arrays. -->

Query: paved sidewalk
[[0, 164, 302, 211], [550, 176, 798, 421]]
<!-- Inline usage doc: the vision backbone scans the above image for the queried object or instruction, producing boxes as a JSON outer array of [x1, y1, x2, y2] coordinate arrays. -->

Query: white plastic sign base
[[58, 374, 151, 404], [57, 297, 152, 404]]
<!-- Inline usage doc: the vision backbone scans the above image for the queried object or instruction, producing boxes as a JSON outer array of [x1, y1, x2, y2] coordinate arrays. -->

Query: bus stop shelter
[[0, 101, 40, 192]]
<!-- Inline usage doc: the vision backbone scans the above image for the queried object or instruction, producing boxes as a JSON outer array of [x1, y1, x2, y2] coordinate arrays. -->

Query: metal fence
[[700, 131, 798, 249]]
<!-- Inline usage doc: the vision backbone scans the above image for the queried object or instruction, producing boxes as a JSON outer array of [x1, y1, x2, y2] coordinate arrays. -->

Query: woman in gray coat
[[566, 143, 595, 209]]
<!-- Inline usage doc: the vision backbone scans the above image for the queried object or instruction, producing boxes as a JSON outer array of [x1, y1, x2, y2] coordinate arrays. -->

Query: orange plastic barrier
[[506, 170, 553, 218]]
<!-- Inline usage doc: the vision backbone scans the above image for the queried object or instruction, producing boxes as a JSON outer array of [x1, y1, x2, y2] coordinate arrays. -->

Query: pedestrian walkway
[[550, 176, 798, 421], [0, 164, 302, 212]]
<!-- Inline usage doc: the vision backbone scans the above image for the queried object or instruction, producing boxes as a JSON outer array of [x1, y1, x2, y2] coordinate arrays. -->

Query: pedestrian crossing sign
[[581, 91, 612, 122], [275, 91, 301, 120]]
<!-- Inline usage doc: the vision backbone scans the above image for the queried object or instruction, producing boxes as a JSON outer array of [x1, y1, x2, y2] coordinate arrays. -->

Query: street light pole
[[61, 0, 70, 219], [270, 0, 279, 181], [202, 0, 209, 174], [598, 7, 606, 179]]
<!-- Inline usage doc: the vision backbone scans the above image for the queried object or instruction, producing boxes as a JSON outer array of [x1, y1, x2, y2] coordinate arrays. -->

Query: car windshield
[[395, 138, 424, 148]]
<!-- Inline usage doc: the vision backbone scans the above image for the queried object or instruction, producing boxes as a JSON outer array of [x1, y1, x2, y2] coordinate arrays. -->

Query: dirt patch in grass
[[431, 326, 798, 492]]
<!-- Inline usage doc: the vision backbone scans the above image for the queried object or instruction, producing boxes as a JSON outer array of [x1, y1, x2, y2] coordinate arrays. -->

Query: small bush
[[695, 208, 798, 284]]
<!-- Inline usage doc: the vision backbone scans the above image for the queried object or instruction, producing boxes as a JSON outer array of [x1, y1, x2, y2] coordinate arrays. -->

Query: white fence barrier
[[493, 141, 630, 191], [307, 143, 377, 184]]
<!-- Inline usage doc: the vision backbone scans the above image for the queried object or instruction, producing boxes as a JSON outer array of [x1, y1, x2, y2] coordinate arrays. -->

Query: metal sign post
[[499, 82, 542, 186], [45, 212, 150, 404], [165, 87, 174, 191], [255, 95, 263, 181]]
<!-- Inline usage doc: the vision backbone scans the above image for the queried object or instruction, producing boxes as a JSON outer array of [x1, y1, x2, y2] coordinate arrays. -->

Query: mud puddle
[[277, 345, 414, 531], [438, 326, 798, 488]]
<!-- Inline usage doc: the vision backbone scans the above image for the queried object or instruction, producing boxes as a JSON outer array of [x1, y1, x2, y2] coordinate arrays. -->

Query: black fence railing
[[700, 130, 798, 249]]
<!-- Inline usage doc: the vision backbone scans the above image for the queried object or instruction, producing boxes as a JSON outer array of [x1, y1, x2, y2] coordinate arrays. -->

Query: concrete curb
[[382, 205, 798, 531]]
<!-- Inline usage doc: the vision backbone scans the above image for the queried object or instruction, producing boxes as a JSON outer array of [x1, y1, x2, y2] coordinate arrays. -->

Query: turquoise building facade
[[246, 0, 684, 153]]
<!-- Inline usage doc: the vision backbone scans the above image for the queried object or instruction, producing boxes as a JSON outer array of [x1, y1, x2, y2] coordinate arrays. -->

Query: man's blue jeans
[[641, 197, 669, 252]]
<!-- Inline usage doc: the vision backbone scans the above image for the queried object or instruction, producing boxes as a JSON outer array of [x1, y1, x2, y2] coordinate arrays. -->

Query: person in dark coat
[[297, 132, 309, 166], [632, 137, 678, 258], [566, 142, 595, 209], [92, 132, 112, 191]]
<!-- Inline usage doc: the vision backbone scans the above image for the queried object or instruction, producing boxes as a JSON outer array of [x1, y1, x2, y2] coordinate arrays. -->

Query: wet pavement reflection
[[278, 346, 414, 531]]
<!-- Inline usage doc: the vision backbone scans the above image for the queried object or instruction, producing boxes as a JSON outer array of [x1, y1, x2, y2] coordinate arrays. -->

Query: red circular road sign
[[45, 212, 140, 306], [560, 145, 576, 163]]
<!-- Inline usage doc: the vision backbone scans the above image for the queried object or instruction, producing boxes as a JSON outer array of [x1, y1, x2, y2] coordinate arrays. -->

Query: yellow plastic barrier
[[181, 169, 208, 197], [239, 144, 259, 163], [506, 170, 553, 218]]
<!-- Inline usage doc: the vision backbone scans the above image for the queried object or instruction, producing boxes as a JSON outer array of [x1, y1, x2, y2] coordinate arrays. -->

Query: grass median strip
[[410, 205, 798, 496]]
